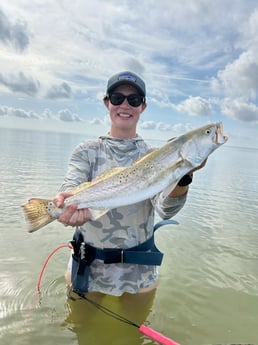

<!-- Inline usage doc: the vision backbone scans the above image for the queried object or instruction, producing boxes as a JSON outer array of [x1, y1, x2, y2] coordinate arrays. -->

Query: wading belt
[[70, 219, 178, 295]]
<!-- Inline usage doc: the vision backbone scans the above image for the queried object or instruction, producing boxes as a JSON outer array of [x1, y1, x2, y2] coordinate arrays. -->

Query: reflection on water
[[64, 290, 157, 345], [0, 128, 258, 345]]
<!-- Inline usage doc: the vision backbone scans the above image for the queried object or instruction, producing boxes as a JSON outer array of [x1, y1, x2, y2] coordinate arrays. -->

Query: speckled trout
[[22, 122, 228, 232]]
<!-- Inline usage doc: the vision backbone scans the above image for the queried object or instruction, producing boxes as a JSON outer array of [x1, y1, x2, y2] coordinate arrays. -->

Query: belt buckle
[[103, 248, 124, 264]]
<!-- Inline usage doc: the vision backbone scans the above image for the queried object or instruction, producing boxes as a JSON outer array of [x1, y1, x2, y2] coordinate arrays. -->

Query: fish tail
[[22, 198, 56, 233]]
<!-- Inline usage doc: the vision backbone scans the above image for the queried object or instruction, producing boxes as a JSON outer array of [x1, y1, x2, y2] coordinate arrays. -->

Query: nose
[[120, 96, 130, 107]]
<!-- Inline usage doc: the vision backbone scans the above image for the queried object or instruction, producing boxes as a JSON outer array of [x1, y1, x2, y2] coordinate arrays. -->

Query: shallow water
[[0, 127, 257, 345]]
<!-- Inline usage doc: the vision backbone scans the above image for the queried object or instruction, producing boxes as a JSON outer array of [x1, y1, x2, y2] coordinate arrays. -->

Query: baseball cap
[[106, 71, 146, 96]]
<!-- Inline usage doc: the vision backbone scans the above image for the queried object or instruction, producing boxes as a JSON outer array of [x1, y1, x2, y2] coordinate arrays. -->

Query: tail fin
[[22, 198, 56, 233]]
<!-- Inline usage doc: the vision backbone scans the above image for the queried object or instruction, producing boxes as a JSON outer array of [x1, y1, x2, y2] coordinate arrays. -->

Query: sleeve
[[152, 191, 187, 219], [58, 142, 93, 192]]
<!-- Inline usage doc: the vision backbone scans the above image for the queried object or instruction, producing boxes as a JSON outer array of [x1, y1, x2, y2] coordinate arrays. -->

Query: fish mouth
[[215, 122, 228, 144]]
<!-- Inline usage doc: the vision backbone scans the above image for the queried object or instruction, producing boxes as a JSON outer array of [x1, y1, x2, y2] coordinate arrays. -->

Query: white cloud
[[212, 50, 258, 100], [0, 71, 40, 96], [0, 106, 40, 119], [0, 8, 30, 51], [0, 105, 83, 122], [221, 98, 258, 123], [140, 121, 157, 130], [174, 96, 212, 116], [156, 122, 173, 132], [90, 118, 103, 125], [0, 105, 8, 116], [57, 109, 82, 122], [46, 82, 72, 99]]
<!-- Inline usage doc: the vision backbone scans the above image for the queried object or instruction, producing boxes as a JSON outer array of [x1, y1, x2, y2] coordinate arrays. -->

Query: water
[[0, 127, 257, 345]]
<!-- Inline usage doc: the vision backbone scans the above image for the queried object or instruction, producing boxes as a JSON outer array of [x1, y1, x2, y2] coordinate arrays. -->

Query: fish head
[[179, 122, 228, 167]]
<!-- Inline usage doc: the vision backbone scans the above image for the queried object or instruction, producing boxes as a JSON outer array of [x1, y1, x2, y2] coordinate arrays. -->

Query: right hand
[[53, 192, 91, 227]]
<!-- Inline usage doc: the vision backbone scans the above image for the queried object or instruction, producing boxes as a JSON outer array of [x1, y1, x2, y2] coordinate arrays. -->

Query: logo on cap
[[118, 73, 137, 82]]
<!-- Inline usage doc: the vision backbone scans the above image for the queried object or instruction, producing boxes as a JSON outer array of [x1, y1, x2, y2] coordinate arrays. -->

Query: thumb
[[54, 192, 73, 207]]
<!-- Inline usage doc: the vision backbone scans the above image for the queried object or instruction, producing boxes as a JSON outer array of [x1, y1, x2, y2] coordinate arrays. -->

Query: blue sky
[[0, 0, 258, 148]]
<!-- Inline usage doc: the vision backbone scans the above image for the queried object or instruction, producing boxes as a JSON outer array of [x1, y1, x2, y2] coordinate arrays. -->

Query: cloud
[[0, 105, 40, 119], [140, 121, 157, 130], [0, 8, 30, 51], [123, 57, 145, 76], [221, 98, 258, 123], [212, 50, 258, 100], [46, 82, 72, 99], [57, 109, 82, 122], [90, 117, 103, 125], [0, 72, 40, 96], [156, 122, 173, 131], [0, 105, 83, 122], [174, 96, 212, 116], [42, 108, 54, 119], [0, 105, 8, 116]]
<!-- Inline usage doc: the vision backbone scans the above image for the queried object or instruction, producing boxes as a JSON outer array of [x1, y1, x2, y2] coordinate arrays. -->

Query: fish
[[22, 122, 228, 233]]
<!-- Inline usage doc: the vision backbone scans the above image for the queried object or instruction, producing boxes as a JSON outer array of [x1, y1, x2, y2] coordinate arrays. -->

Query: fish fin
[[22, 198, 56, 233], [167, 136, 176, 142], [89, 208, 109, 220]]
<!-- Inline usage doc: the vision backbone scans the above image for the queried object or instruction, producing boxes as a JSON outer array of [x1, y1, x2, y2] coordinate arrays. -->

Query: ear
[[103, 97, 109, 110], [141, 102, 147, 112]]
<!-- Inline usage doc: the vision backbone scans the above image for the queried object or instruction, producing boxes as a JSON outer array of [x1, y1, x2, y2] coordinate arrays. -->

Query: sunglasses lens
[[109, 93, 143, 107], [127, 94, 142, 107], [109, 93, 125, 105]]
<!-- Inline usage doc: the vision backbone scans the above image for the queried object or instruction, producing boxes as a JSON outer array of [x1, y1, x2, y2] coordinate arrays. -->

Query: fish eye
[[205, 129, 211, 135]]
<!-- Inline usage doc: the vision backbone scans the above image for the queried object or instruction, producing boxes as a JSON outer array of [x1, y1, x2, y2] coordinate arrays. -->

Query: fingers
[[58, 205, 91, 227], [190, 158, 208, 173], [58, 204, 77, 224], [53, 192, 73, 207], [72, 208, 91, 226], [53, 192, 91, 227]]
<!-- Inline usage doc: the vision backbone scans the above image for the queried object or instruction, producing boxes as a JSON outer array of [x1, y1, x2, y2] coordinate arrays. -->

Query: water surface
[[0, 127, 257, 345]]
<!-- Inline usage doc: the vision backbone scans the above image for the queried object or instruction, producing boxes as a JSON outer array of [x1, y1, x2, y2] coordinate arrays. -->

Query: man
[[54, 71, 197, 296]]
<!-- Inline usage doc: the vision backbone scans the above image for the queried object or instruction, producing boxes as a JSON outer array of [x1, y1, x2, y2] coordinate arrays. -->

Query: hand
[[190, 158, 207, 173], [169, 158, 208, 198], [53, 192, 91, 227]]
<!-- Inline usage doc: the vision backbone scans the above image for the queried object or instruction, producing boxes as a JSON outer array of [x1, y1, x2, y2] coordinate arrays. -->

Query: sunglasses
[[108, 93, 144, 107]]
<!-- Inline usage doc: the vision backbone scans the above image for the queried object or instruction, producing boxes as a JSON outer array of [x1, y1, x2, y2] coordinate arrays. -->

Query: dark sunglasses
[[108, 93, 144, 107]]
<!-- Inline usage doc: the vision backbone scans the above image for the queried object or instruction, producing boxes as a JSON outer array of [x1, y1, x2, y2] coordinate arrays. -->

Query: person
[[54, 71, 203, 297]]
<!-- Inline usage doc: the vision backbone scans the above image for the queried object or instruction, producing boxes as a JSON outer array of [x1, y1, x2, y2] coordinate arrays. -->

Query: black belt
[[70, 219, 178, 295], [72, 232, 163, 266]]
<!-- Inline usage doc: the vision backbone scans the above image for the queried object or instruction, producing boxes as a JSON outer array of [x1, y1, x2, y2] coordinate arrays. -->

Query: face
[[104, 84, 147, 138]]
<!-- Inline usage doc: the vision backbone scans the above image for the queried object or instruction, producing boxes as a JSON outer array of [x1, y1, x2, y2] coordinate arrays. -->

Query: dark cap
[[106, 71, 146, 96]]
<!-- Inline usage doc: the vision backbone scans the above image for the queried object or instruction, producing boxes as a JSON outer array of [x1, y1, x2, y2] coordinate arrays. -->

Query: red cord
[[36, 243, 73, 292]]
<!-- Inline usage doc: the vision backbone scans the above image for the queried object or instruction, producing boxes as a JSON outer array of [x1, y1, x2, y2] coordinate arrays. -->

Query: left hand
[[190, 158, 207, 173], [168, 158, 208, 198]]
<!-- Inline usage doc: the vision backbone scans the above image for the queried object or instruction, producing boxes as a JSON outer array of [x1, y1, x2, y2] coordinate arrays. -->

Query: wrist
[[178, 173, 193, 187]]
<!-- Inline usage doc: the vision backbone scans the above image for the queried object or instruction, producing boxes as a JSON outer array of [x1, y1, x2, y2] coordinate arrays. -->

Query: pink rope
[[36, 243, 73, 292]]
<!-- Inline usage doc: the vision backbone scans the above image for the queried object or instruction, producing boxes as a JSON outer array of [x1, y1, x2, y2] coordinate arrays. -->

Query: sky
[[0, 0, 258, 148]]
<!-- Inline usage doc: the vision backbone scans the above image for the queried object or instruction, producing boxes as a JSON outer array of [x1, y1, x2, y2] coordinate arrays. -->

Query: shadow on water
[[63, 290, 157, 345]]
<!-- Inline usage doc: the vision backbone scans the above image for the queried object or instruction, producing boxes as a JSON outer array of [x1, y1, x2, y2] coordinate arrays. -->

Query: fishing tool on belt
[[36, 220, 181, 345]]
